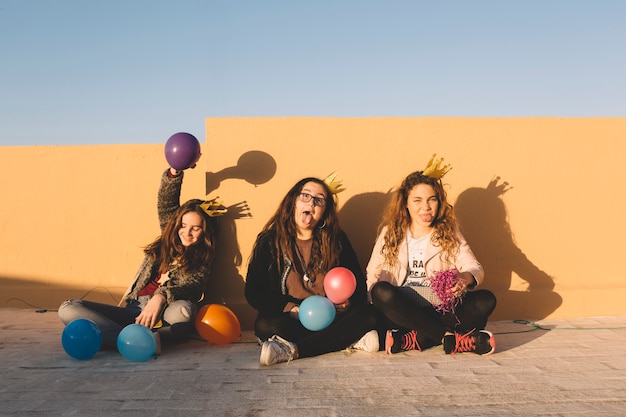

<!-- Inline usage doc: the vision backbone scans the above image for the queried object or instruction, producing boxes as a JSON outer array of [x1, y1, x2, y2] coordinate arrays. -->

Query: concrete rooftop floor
[[1, 308, 626, 417]]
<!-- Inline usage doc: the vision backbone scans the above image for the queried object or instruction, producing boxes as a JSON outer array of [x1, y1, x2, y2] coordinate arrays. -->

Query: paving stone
[[1, 309, 626, 416]]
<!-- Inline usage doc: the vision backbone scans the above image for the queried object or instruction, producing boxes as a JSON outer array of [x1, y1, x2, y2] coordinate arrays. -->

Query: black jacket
[[244, 229, 367, 316]]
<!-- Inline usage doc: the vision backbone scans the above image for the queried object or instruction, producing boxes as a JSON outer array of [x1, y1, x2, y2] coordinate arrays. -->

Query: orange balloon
[[195, 304, 241, 345]]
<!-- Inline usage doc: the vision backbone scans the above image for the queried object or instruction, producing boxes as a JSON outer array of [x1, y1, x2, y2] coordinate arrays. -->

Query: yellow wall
[[2, 117, 625, 329]]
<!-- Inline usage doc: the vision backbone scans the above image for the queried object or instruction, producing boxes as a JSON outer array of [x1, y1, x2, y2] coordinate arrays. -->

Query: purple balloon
[[164, 132, 201, 170]]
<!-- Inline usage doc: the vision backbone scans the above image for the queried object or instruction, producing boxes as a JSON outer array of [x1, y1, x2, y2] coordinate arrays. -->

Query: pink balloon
[[323, 267, 357, 304]]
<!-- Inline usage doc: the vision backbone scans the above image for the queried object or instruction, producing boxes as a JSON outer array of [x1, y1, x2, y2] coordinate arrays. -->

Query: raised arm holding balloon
[[245, 174, 384, 366], [58, 133, 228, 359]]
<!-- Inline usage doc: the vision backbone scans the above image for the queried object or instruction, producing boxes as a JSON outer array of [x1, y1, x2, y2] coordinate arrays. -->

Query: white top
[[403, 232, 430, 288]]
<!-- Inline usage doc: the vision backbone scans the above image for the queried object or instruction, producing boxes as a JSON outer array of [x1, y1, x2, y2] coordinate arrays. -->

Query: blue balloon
[[299, 295, 336, 331], [61, 318, 102, 360], [117, 324, 157, 362]]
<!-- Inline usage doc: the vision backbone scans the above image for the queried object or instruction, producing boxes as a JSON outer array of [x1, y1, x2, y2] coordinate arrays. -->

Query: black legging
[[371, 281, 497, 348], [254, 303, 384, 358]]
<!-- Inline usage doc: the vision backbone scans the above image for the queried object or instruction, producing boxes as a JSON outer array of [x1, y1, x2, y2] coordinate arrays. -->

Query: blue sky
[[1, 1, 625, 146]]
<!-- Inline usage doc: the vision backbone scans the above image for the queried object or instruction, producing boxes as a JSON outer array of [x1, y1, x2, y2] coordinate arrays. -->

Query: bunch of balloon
[[195, 304, 241, 345], [117, 324, 157, 362], [323, 267, 357, 304], [61, 318, 102, 360], [164, 132, 201, 170]]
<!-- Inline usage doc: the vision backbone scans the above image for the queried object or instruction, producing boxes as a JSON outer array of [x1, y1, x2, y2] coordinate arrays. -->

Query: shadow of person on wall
[[338, 191, 392, 273], [454, 177, 562, 322], [202, 150, 277, 331]]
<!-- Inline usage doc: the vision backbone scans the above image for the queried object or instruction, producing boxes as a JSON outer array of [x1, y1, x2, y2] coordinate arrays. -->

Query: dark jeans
[[254, 303, 384, 358], [371, 281, 497, 349]]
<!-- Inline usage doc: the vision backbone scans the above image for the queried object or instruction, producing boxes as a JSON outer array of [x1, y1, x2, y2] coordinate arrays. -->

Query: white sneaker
[[350, 330, 379, 352], [260, 335, 298, 366]]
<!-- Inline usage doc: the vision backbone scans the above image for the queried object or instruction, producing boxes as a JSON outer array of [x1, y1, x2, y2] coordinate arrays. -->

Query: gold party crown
[[199, 197, 228, 217], [422, 154, 452, 179], [323, 172, 346, 194]]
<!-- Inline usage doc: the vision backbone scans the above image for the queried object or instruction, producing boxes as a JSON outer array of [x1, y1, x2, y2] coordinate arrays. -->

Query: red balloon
[[195, 304, 241, 345], [164, 132, 201, 170], [323, 267, 357, 304]]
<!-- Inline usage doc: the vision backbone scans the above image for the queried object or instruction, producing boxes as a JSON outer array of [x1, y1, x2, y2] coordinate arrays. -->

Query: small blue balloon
[[299, 295, 336, 331], [117, 324, 157, 362], [62, 318, 102, 360]]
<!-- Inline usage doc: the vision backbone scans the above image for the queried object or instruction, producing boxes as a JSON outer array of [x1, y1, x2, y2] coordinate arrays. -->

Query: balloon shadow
[[454, 177, 562, 321], [206, 150, 277, 195], [201, 150, 277, 331]]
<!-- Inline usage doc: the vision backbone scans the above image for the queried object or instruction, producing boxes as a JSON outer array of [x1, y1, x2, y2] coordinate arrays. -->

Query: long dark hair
[[255, 177, 342, 273], [144, 199, 217, 274]]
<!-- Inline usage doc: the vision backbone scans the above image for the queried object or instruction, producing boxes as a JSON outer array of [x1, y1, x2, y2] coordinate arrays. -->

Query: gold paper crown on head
[[422, 154, 452, 179], [199, 197, 228, 217], [323, 172, 346, 194]]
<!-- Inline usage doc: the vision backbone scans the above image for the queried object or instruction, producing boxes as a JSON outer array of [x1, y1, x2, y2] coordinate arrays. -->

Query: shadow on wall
[[1, 276, 125, 311], [339, 192, 392, 272], [203, 150, 278, 331], [454, 177, 563, 321], [205, 150, 277, 195]]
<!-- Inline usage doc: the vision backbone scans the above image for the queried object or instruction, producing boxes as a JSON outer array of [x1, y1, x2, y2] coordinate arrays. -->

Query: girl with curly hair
[[367, 156, 497, 355]]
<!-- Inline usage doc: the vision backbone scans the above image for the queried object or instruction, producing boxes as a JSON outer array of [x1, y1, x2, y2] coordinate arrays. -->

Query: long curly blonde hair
[[379, 171, 459, 267]]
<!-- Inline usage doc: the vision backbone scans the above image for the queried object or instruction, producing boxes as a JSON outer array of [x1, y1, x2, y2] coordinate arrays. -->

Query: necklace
[[294, 241, 315, 288]]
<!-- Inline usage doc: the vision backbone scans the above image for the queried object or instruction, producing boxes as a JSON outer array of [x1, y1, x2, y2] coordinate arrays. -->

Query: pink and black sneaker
[[443, 329, 495, 355], [385, 329, 422, 354]]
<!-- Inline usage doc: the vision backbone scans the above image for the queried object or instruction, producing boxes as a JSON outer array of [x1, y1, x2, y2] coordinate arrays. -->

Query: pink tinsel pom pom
[[429, 268, 462, 314]]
